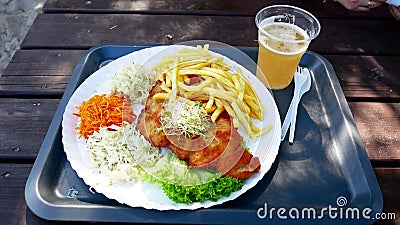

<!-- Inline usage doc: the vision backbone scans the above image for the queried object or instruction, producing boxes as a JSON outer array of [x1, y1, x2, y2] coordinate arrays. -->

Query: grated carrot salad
[[73, 94, 135, 139]]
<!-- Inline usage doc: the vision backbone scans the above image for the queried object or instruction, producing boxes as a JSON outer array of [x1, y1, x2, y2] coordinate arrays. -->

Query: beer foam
[[258, 21, 309, 55]]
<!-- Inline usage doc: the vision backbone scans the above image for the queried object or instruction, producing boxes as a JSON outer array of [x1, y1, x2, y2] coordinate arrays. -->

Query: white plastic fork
[[289, 67, 311, 143], [281, 67, 312, 143]]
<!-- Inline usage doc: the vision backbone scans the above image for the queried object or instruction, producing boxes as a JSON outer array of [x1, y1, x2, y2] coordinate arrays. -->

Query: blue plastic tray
[[25, 45, 382, 224]]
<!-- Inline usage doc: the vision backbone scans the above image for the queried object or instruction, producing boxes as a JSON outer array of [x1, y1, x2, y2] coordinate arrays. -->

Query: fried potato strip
[[151, 44, 270, 138]]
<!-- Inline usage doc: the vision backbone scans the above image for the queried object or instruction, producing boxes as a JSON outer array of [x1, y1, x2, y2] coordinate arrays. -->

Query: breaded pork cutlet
[[136, 81, 260, 179]]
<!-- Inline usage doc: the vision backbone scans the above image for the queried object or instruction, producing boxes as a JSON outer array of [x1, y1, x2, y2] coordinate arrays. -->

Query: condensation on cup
[[255, 5, 320, 90]]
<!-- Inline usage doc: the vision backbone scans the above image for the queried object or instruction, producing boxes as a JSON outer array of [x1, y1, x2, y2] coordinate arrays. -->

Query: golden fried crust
[[136, 81, 261, 179], [167, 111, 238, 167], [221, 148, 261, 179], [136, 82, 169, 147]]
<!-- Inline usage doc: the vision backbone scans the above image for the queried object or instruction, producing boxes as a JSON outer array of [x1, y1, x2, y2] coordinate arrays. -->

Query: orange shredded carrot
[[73, 94, 135, 139]]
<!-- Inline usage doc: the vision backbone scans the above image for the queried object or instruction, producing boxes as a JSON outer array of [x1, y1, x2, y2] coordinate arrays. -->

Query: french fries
[[152, 44, 271, 138]]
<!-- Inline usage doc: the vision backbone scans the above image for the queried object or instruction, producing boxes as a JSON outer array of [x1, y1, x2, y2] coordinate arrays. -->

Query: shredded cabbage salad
[[108, 62, 155, 104], [86, 123, 159, 184]]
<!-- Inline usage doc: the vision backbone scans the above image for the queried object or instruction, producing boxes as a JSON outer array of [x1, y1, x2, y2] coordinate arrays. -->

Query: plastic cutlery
[[280, 67, 303, 141], [288, 67, 311, 143], [281, 67, 312, 143]]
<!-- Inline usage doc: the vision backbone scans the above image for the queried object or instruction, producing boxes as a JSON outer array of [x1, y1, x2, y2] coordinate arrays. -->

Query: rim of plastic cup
[[255, 5, 321, 44]]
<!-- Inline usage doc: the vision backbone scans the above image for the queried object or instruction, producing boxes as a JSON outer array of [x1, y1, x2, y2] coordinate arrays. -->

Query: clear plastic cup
[[255, 5, 320, 90]]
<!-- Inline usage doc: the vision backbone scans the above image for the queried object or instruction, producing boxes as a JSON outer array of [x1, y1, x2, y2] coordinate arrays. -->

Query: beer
[[256, 21, 309, 90]]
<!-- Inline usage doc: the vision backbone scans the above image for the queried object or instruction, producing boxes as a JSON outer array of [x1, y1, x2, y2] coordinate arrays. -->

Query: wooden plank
[[0, 50, 84, 96], [0, 165, 398, 224], [21, 14, 400, 56], [349, 102, 400, 161], [325, 55, 400, 100], [0, 77, 69, 96], [0, 98, 59, 160], [21, 14, 256, 48], [43, 0, 392, 18], [0, 164, 32, 225], [315, 19, 400, 55], [0, 49, 84, 76], [373, 168, 400, 225]]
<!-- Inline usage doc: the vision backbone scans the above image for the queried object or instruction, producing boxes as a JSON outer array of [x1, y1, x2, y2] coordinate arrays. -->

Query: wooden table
[[0, 0, 399, 224]]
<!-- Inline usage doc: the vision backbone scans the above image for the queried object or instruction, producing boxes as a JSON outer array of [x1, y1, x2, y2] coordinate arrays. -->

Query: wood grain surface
[[43, 0, 392, 18], [21, 14, 400, 56]]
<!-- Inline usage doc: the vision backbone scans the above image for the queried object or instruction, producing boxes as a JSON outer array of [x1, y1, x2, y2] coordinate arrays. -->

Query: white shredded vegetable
[[123, 122, 161, 167], [86, 122, 219, 186], [86, 123, 160, 184], [109, 62, 155, 104]]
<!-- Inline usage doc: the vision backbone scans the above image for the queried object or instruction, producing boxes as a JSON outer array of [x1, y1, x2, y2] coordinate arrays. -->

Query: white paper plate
[[62, 45, 281, 210]]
